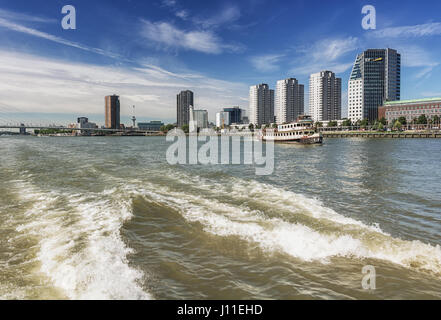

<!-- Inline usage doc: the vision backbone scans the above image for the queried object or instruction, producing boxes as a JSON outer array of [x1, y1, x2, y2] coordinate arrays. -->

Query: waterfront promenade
[[322, 131, 441, 138]]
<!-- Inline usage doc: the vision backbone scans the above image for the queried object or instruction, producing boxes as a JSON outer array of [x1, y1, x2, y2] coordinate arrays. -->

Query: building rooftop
[[384, 97, 441, 106]]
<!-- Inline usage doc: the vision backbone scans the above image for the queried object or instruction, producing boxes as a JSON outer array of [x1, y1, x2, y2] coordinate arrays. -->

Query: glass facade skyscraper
[[223, 107, 242, 124], [348, 49, 401, 122]]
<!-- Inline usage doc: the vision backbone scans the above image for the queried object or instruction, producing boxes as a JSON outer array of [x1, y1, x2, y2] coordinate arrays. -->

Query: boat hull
[[262, 133, 323, 144]]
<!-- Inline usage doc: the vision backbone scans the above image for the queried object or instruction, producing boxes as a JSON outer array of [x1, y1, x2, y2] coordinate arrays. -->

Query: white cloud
[[175, 10, 189, 20], [0, 17, 123, 60], [397, 45, 439, 79], [371, 22, 441, 38], [290, 37, 358, 75], [291, 62, 354, 76], [161, 0, 177, 8], [139, 19, 242, 54], [0, 8, 56, 23], [309, 37, 359, 62], [194, 5, 241, 28], [250, 54, 284, 72], [0, 50, 248, 124]]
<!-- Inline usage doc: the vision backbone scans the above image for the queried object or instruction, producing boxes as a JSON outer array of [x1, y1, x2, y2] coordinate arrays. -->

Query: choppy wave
[[126, 170, 441, 275], [13, 180, 150, 300], [5, 166, 441, 299]]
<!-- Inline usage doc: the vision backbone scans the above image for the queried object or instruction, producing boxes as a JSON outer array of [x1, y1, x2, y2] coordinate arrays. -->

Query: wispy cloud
[[193, 5, 241, 29], [0, 50, 248, 123], [175, 10, 189, 20], [139, 19, 242, 54], [371, 22, 441, 38], [398, 45, 439, 78], [161, 0, 177, 8], [0, 8, 56, 23], [308, 37, 359, 62], [291, 62, 354, 76], [291, 37, 358, 75], [0, 17, 124, 60], [250, 54, 284, 72]]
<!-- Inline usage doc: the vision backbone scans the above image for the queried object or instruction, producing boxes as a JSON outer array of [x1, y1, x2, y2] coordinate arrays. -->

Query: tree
[[378, 122, 384, 131], [397, 116, 407, 125], [379, 117, 387, 125], [360, 119, 369, 128], [433, 115, 440, 125], [181, 124, 189, 133], [315, 122, 323, 128], [272, 123, 278, 128], [388, 119, 396, 128], [161, 124, 176, 132], [417, 114, 427, 124], [248, 123, 254, 131], [393, 120, 402, 131], [328, 121, 338, 127], [342, 118, 352, 127]]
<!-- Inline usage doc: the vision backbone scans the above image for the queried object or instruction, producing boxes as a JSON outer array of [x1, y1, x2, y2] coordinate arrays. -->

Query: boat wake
[[12, 180, 150, 300], [126, 170, 441, 276]]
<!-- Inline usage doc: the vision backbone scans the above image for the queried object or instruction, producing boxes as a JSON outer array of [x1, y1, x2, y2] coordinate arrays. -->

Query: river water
[[0, 136, 440, 299]]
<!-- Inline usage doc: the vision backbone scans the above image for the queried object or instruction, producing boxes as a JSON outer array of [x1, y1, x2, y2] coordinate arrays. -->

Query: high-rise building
[[177, 90, 194, 128], [223, 107, 242, 124], [249, 84, 274, 126], [348, 48, 401, 122], [275, 78, 304, 124], [105, 95, 120, 129], [216, 111, 230, 128], [309, 71, 341, 122], [189, 106, 208, 132]]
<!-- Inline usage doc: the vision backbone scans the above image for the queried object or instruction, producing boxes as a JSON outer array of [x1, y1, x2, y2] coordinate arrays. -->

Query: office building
[[177, 90, 194, 128], [309, 71, 341, 122], [223, 107, 243, 124], [276, 78, 304, 124], [105, 95, 120, 129], [77, 117, 97, 129], [249, 84, 274, 126], [348, 48, 401, 122], [189, 106, 208, 132], [138, 120, 164, 131], [378, 97, 441, 124]]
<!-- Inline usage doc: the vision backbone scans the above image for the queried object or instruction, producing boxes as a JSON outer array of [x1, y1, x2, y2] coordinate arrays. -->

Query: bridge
[[0, 102, 162, 135], [0, 124, 161, 135]]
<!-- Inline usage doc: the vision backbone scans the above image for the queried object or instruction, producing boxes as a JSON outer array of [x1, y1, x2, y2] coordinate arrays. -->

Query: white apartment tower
[[348, 54, 364, 122], [275, 78, 304, 124], [249, 84, 274, 126], [309, 71, 341, 122], [215, 111, 230, 128]]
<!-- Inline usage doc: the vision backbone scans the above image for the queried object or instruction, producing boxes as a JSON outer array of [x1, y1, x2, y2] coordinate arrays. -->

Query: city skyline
[[1, 1, 441, 125]]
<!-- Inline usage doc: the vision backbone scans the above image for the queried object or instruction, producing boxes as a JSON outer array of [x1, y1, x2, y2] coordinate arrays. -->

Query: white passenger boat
[[261, 115, 323, 144]]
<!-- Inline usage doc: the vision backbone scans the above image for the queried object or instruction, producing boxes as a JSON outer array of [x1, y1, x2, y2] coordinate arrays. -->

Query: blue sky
[[0, 0, 440, 125]]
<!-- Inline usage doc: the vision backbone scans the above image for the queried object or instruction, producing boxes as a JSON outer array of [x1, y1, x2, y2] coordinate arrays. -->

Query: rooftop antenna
[[131, 105, 136, 128]]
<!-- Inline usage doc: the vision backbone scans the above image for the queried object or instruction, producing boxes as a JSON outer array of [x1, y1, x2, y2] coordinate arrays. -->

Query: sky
[[0, 0, 441, 126]]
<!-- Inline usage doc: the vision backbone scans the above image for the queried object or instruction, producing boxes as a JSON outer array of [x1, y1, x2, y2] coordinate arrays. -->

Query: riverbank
[[323, 131, 441, 138]]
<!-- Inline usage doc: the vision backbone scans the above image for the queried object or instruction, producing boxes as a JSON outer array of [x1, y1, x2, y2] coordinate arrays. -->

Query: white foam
[[14, 181, 151, 300], [129, 176, 441, 275]]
